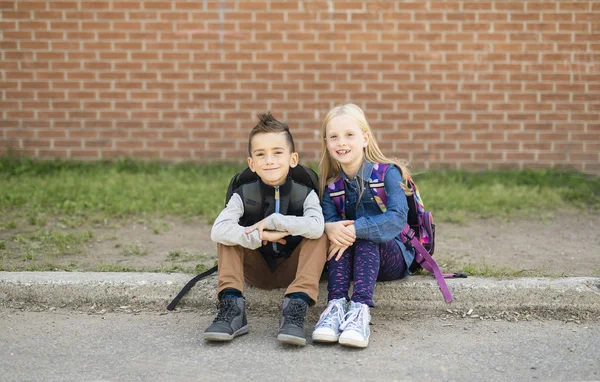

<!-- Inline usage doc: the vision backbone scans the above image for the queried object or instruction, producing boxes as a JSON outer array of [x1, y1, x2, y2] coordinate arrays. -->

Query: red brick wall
[[1, 1, 599, 173]]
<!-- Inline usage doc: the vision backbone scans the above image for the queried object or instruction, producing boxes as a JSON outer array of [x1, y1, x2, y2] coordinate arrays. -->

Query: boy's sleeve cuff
[[262, 213, 281, 231], [245, 230, 263, 249]]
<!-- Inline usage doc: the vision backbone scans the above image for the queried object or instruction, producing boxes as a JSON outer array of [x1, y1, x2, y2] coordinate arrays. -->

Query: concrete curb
[[1, 272, 599, 318]]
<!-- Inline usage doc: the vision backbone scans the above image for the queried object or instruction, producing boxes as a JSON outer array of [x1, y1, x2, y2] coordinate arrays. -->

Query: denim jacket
[[321, 160, 415, 272]]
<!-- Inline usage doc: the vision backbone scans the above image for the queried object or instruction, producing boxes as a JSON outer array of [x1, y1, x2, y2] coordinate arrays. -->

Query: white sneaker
[[338, 301, 371, 348], [311, 298, 347, 343]]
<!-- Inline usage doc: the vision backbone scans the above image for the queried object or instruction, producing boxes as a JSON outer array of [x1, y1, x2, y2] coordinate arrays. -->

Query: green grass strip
[[0, 158, 245, 222], [1, 158, 598, 223], [413, 169, 600, 222]]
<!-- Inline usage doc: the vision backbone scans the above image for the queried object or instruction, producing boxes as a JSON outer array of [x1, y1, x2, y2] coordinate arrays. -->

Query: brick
[[512, 13, 541, 22], [526, 22, 557, 32], [38, 149, 68, 158], [462, 23, 492, 32], [84, 139, 112, 148], [559, 23, 590, 32], [68, 149, 99, 158], [6, 129, 35, 139], [53, 140, 81, 148], [574, 13, 599, 22], [559, 2, 590, 11], [0, 1, 595, 174], [1, 9, 29, 21], [50, 21, 79, 29], [45, 1, 78, 10], [475, 152, 503, 160], [63, 11, 93, 20]]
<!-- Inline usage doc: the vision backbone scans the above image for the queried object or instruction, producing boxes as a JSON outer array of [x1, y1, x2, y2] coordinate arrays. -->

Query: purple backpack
[[327, 163, 466, 303]]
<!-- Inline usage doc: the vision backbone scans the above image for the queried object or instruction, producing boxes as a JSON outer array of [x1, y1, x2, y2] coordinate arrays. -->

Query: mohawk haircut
[[248, 112, 296, 155]]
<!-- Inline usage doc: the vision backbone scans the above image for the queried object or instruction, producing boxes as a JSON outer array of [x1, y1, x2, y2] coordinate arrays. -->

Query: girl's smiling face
[[325, 115, 369, 176]]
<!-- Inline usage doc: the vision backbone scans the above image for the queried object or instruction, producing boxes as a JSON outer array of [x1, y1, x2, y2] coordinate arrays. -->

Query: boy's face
[[248, 132, 298, 186]]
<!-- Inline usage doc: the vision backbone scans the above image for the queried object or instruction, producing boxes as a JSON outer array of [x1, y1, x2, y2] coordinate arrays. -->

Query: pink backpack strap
[[401, 225, 455, 303], [368, 163, 388, 212], [327, 178, 346, 219]]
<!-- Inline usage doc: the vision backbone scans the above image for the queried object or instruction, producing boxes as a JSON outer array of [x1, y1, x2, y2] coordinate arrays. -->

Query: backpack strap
[[327, 177, 347, 219], [289, 180, 312, 212], [400, 225, 466, 303], [291, 165, 320, 194], [407, 177, 425, 216], [239, 181, 262, 226], [368, 163, 388, 212], [166, 265, 218, 311]]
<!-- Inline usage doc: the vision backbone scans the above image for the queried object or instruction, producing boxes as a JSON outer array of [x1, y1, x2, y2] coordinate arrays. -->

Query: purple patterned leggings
[[327, 239, 407, 307]]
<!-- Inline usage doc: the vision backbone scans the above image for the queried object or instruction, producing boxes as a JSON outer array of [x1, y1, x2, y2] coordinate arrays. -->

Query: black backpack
[[225, 165, 319, 208], [167, 165, 319, 311]]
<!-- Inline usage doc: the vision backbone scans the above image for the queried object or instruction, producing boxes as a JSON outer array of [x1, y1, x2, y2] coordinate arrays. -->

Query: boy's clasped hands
[[325, 220, 355, 261], [245, 217, 356, 260], [245, 218, 290, 246]]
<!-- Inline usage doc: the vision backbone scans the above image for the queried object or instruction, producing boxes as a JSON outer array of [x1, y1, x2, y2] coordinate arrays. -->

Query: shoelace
[[213, 298, 238, 323], [285, 301, 307, 327], [314, 300, 345, 329], [339, 303, 370, 333]]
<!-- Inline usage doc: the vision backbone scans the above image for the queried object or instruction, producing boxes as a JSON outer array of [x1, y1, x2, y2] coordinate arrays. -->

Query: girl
[[312, 103, 414, 348]]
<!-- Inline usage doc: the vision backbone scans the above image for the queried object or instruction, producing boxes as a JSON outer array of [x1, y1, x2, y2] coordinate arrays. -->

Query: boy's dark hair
[[248, 112, 296, 156]]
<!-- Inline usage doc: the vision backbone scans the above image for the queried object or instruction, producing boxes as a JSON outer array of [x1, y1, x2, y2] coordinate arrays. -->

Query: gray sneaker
[[312, 297, 348, 343], [203, 296, 248, 342], [338, 301, 371, 348], [277, 297, 308, 346]]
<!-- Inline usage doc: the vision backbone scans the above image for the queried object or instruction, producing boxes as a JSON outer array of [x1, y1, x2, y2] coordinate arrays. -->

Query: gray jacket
[[211, 190, 325, 250]]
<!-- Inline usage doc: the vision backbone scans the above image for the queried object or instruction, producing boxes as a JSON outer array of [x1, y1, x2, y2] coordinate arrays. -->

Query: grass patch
[[1, 220, 18, 230], [0, 261, 87, 272], [0, 158, 598, 224], [121, 242, 149, 257], [21, 251, 36, 261], [93, 263, 202, 274], [152, 219, 171, 234], [166, 250, 210, 262], [11, 229, 93, 258], [416, 260, 535, 278], [412, 169, 600, 223], [0, 158, 245, 223], [0, 258, 210, 274], [28, 214, 47, 227], [425, 257, 587, 278]]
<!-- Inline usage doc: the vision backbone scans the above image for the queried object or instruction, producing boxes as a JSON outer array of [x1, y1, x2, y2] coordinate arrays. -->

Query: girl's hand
[[328, 244, 350, 262], [260, 230, 290, 245], [325, 220, 356, 247]]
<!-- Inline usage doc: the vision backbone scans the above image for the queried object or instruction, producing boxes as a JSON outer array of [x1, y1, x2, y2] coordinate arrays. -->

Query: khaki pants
[[216, 235, 327, 304]]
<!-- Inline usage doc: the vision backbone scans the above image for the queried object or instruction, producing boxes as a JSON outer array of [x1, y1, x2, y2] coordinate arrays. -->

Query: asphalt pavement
[[2, 271, 600, 381], [1, 309, 599, 381]]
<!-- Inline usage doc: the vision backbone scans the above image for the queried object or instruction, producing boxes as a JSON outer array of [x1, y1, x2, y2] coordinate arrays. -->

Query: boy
[[204, 112, 327, 346]]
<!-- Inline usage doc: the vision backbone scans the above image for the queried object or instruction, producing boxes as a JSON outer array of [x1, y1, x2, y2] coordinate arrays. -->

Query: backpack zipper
[[273, 185, 280, 253]]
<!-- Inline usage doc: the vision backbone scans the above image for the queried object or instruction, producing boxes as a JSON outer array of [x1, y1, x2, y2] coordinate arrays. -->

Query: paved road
[[1, 309, 599, 381]]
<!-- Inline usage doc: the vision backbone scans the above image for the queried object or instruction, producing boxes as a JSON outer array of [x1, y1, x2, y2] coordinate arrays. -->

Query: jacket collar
[[259, 172, 293, 195], [340, 160, 374, 183]]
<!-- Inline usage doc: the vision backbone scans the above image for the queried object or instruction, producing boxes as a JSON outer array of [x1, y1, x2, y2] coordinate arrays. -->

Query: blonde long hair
[[318, 103, 412, 198]]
